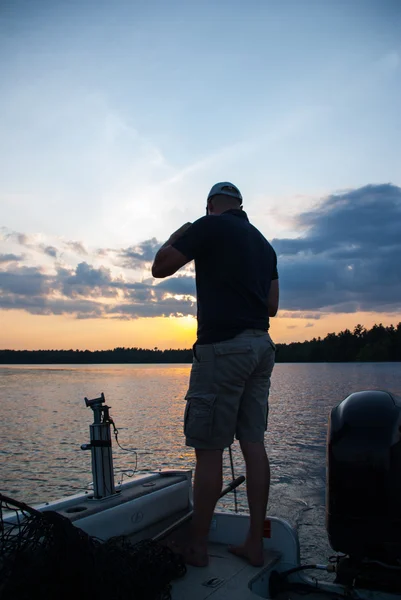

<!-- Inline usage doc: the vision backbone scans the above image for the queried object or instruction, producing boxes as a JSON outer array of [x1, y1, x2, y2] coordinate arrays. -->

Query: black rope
[[0, 493, 186, 600]]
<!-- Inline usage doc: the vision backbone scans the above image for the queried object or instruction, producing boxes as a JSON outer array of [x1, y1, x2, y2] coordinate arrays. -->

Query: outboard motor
[[326, 390, 401, 592]]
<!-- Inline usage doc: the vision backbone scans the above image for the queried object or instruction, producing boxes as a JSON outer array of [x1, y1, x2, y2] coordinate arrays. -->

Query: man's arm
[[151, 223, 192, 278], [268, 278, 279, 317]]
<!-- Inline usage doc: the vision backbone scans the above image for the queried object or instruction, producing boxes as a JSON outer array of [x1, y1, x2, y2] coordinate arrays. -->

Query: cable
[[118, 469, 136, 486], [109, 417, 138, 473]]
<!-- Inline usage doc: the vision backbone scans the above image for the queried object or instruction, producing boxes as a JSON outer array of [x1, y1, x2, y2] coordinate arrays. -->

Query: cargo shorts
[[184, 329, 276, 450]]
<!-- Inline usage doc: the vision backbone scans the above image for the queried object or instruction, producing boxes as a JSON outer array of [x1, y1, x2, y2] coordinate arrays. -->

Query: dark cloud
[[279, 311, 321, 320], [0, 293, 103, 317], [0, 253, 23, 263], [1, 183, 400, 320], [274, 184, 401, 257], [68, 262, 112, 286], [155, 276, 196, 297], [305, 323, 314, 328], [43, 245, 58, 258], [59, 262, 119, 298], [0, 261, 195, 319], [119, 238, 160, 268], [273, 184, 401, 313], [124, 282, 154, 303], [0, 266, 50, 296]]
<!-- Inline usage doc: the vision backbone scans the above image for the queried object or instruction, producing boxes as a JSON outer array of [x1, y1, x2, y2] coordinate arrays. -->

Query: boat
[[1, 389, 401, 599]]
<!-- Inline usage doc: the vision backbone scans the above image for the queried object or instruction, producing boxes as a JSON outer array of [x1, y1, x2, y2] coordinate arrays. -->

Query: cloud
[[43, 245, 58, 258], [118, 238, 160, 268], [0, 293, 103, 318], [155, 275, 196, 297], [3, 230, 32, 246], [60, 262, 119, 298], [17, 233, 30, 246], [279, 311, 321, 320], [0, 229, 89, 261], [1, 183, 400, 320], [109, 296, 195, 319], [0, 265, 51, 296], [96, 248, 111, 257], [0, 253, 23, 263], [273, 184, 401, 314], [64, 241, 88, 255], [0, 259, 195, 319], [276, 184, 401, 252]]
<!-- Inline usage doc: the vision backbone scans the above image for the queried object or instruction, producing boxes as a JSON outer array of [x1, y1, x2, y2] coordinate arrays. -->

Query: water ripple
[[1, 362, 400, 564]]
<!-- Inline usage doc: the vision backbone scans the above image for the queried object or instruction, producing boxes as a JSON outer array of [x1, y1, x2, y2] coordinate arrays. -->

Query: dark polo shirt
[[172, 209, 278, 344]]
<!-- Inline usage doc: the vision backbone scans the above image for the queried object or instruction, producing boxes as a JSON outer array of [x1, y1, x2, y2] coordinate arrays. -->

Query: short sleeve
[[171, 216, 216, 261]]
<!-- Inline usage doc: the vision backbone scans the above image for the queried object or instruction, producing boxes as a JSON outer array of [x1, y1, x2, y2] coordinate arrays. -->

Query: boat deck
[[171, 543, 281, 600]]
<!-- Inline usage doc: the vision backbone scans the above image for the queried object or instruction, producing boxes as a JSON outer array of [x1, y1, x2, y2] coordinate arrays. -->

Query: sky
[[1, 0, 400, 350]]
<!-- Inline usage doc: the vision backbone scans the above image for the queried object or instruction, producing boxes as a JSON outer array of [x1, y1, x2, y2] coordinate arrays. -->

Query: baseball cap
[[207, 182, 243, 203]]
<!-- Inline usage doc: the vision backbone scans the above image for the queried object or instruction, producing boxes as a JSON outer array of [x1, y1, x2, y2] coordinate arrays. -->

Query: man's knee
[[239, 439, 267, 459]]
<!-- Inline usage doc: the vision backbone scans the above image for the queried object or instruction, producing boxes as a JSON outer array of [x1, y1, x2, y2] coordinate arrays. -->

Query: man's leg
[[183, 335, 256, 566], [229, 334, 275, 566], [229, 440, 270, 566], [187, 448, 223, 566]]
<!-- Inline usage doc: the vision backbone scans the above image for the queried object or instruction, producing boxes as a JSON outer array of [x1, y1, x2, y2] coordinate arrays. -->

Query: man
[[152, 182, 279, 568]]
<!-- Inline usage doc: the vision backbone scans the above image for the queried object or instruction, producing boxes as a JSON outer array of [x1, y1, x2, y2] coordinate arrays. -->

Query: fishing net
[[0, 493, 186, 600]]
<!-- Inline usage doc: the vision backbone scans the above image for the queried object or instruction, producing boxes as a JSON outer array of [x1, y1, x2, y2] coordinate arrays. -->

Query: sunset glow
[[1, 2, 400, 351]]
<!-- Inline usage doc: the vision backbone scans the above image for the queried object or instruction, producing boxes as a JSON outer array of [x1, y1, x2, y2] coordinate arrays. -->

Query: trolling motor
[[81, 393, 116, 500]]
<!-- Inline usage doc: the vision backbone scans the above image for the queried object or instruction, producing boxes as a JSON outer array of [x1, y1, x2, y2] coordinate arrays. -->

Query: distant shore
[[1, 322, 400, 364]]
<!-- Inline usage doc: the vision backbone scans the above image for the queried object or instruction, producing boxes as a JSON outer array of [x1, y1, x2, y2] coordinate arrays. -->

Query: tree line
[[274, 322, 401, 362], [0, 323, 400, 364]]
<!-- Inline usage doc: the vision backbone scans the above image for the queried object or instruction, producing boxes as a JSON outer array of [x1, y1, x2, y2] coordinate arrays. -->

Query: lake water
[[1, 362, 400, 564]]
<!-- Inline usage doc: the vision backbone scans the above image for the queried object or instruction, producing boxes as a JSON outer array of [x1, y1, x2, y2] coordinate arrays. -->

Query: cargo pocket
[[184, 393, 216, 441]]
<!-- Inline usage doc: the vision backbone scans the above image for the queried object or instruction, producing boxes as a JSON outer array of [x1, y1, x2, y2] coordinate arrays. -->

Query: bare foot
[[228, 543, 264, 567]]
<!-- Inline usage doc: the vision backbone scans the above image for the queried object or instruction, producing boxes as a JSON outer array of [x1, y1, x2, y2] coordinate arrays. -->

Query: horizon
[[1, 1, 401, 350], [1, 320, 399, 353]]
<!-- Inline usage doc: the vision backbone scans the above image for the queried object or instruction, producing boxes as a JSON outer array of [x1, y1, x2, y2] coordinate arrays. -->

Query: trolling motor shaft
[[81, 393, 116, 499]]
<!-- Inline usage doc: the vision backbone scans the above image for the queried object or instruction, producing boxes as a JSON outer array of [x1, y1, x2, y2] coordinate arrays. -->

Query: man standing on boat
[[152, 182, 279, 567]]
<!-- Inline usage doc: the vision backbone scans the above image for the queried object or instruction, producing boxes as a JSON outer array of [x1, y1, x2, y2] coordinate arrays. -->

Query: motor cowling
[[326, 390, 401, 563]]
